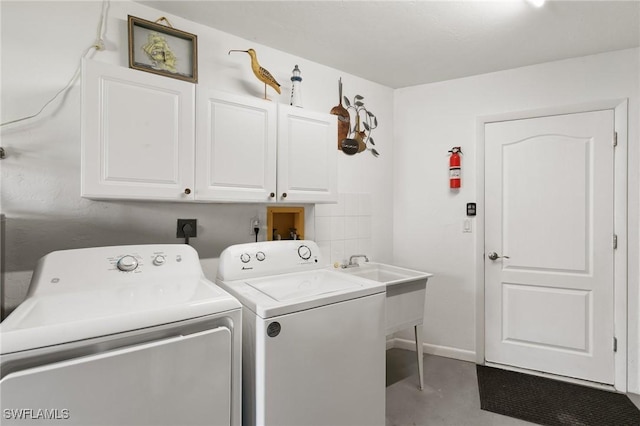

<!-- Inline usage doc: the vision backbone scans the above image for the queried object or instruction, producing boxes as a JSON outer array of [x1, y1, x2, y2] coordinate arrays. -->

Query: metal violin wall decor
[[340, 91, 380, 157], [330, 78, 351, 151]]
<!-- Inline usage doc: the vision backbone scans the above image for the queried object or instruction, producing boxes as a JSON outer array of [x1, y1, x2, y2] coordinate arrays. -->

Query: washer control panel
[[217, 240, 324, 281]]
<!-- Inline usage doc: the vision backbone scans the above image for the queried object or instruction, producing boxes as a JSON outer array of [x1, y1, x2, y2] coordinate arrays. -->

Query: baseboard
[[390, 337, 476, 363], [386, 338, 395, 350]]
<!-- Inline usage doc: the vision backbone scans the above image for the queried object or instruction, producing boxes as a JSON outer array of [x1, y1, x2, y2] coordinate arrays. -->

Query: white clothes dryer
[[0, 244, 242, 426], [216, 240, 386, 426]]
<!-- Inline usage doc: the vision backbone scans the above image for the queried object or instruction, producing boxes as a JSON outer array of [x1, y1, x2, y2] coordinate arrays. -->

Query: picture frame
[[127, 15, 198, 83]]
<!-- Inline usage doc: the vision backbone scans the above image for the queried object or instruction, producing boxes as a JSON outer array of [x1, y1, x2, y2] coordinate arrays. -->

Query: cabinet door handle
[[184, 188, 192, 195], [282, 193, 287, 198], [270, 192, 275, 198]]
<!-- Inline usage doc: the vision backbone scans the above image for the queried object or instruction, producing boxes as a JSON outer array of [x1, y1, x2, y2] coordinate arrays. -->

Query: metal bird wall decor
[[228, 48, 281, 99]]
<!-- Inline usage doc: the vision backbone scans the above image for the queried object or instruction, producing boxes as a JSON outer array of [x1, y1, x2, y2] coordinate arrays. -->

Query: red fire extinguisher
[[448, 147, 462, 189]]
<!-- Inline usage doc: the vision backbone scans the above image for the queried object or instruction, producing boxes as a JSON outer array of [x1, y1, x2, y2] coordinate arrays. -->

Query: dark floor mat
[[476, 365, 640, 426]]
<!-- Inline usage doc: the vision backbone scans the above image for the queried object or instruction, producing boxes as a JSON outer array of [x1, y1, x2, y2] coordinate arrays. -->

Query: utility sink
[[339, 262, 433, 333], [337, 262, 433, 390], [339, 262, 432, 288]]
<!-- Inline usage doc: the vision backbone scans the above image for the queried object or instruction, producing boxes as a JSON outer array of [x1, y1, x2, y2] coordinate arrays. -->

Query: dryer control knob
[[298, 245, 312, 260], [117, 255, 138, 272], [256, 251, 266, 261], [153, 255, 166, 266], [240, 253, 251, 263]]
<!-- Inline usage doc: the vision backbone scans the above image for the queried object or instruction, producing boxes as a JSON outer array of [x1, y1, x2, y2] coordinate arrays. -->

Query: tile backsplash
[[315, 193, 372, 266]]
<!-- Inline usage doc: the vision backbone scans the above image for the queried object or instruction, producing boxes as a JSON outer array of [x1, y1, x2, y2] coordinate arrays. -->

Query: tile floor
[[385, 348, 640, 426]]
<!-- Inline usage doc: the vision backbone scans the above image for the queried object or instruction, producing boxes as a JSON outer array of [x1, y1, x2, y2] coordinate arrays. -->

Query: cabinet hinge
[[613, 132, 618, 147], [613, 234, 618, 250], [614, 337, 618, 352]]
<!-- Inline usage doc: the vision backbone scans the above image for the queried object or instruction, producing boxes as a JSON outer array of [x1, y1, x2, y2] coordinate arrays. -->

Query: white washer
[[216, 240, 386, 426], [0, 244, 242, 426]]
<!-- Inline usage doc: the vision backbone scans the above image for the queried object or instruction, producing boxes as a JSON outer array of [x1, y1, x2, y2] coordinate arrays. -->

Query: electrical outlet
[[250, 217, 260, 235], [177, 219, 198, 238]]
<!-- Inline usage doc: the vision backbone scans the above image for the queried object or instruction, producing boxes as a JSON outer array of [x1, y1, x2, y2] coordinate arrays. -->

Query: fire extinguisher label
[[449, 168, 461, 178]]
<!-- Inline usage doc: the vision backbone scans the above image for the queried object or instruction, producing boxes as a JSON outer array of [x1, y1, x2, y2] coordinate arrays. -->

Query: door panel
[[502, 284, 590, 352], [1, 327, 232, 425], [258, 294, 385, 426], [503, 135, 590, 272], [485, 110, 615, 384]]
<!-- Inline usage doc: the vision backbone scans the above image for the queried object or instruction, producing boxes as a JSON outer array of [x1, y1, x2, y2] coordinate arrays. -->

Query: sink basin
[[338, 262, 432, 287], [337, 262, 433, 335]]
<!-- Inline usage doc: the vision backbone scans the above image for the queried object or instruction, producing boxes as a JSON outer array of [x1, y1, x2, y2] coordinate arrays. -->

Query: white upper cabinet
[[81, 59, 195, 201], [196, 90, 277, 202], [81, 60, 337, 203], [277, 106, 338, 203]]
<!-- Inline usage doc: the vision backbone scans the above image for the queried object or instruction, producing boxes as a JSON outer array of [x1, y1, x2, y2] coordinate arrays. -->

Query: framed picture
[[128, 15, 198, 83]]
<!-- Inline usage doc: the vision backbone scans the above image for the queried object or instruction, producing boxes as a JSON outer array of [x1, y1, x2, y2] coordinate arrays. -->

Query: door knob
[[488, 252, 510, 261]]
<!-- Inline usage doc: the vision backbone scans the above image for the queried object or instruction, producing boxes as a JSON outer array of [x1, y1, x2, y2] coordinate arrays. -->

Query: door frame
[[475, 99, 628, 392]]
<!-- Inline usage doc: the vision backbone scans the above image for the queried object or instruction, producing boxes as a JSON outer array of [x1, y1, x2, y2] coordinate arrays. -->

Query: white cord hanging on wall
[[0, 0, 110, 129]]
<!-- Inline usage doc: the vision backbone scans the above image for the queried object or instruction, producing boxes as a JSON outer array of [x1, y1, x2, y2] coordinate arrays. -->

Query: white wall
[[314, 193, 374, 266], [0, 1, 394, 314], [393, 48, 640, 391], [4, 0, 638, 393]]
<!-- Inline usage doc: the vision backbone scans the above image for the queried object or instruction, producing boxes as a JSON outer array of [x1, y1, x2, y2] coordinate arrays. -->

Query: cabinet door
[[196, 89, 277, 202], [81, 59, 195, 201], [277, 106, 338, 203]]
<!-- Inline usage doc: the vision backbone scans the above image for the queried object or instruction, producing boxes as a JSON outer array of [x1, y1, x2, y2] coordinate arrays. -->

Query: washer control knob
[[240, 253, 251, 263], [153, 255, 166, 266], [298, 245, 312, 260], [256, 251, 266, 261], [117, 255, 138, 272]]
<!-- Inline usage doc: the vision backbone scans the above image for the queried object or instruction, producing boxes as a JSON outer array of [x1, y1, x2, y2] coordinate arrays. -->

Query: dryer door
[[1, 327, 232, 426]]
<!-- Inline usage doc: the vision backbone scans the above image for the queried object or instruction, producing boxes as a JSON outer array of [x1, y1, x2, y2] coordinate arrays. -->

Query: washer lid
[[217, 269, 385, 318], [246, 270, 361, 301]]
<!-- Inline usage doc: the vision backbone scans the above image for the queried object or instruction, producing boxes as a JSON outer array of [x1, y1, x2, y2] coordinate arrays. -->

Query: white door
[[484, 110, 615, 384], [277, 105, 338, 203], [81, 59, 195, 201], [196, 89, 277, 202]]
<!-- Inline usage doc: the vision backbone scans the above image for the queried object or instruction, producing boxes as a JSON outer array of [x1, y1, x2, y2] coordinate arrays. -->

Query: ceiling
[[138, 1, 640, 88]]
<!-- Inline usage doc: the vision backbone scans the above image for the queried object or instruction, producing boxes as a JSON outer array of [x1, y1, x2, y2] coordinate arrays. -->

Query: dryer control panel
[[217, 240, 324, 281], [27, 244, 203, 296]]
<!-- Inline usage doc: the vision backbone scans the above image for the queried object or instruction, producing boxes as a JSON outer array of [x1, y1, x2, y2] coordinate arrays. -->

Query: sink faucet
[[342, 254, 369, 268]]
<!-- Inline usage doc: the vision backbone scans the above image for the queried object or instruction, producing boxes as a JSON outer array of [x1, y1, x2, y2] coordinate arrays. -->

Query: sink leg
[[415, 324, 424, 390]]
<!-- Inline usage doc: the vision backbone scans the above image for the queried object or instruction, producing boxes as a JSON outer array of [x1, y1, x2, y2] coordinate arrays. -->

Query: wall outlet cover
[[177, 219, 198, 238], [250, 217, 260, 235]]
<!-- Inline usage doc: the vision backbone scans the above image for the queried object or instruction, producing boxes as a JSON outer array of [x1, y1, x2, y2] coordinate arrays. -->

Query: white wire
[[0, 0, 109, 128]]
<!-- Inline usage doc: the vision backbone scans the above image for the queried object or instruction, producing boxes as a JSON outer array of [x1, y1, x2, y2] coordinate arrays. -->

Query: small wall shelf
[[267, 206, 304, 241]]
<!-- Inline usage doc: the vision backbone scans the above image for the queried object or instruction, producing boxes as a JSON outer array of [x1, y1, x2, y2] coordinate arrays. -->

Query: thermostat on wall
[[466, 203, 476, 216]]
